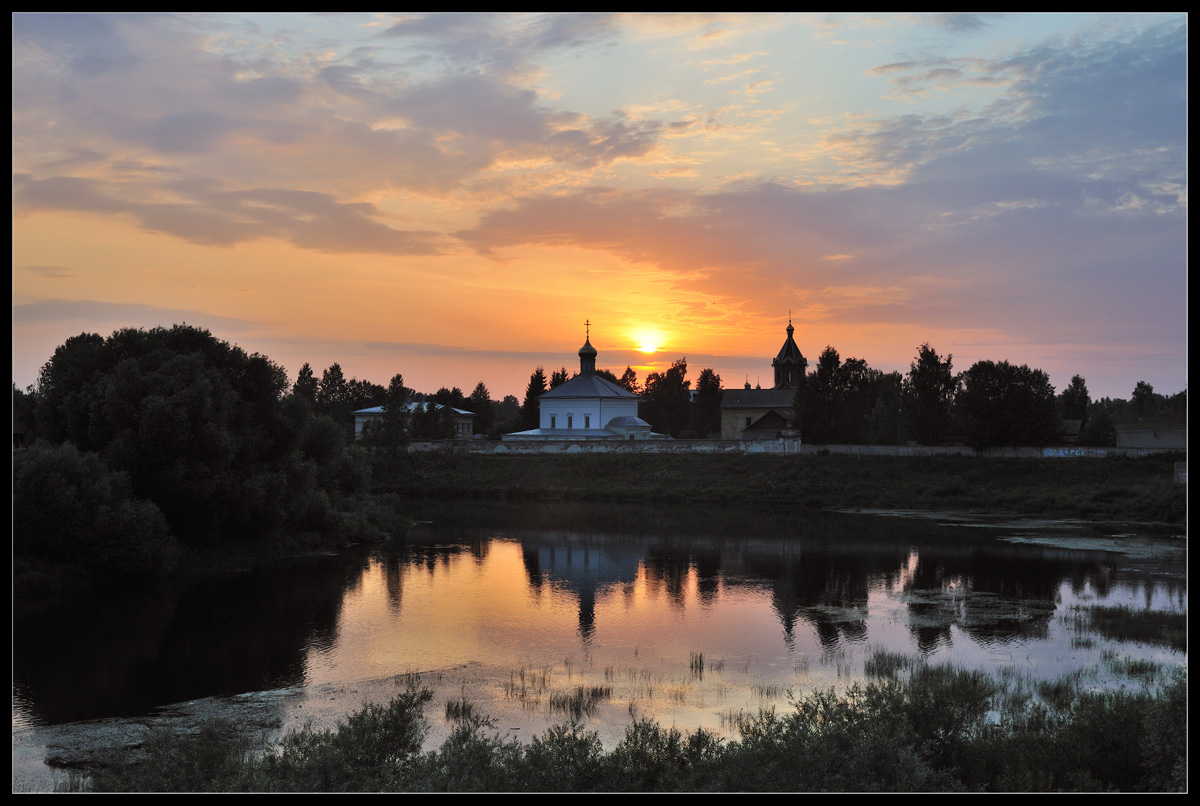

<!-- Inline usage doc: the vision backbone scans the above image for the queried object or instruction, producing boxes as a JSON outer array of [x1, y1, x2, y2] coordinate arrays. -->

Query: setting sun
[[632, 329, 665, 354]]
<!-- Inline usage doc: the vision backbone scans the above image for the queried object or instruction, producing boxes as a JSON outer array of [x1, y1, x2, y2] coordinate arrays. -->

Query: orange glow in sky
[[11, 13, 1187, 400]]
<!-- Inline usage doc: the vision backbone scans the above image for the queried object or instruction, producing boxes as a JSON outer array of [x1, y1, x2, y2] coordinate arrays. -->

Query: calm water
[[12, 502, 1187, 730]]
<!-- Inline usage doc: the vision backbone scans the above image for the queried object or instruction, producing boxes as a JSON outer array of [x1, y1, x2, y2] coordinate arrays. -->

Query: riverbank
[[38, 656, 1187, 792], [384, 451, 1187, 527]]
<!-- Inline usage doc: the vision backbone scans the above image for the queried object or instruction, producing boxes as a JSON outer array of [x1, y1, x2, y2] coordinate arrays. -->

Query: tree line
[[793, 344, 1185, 449]]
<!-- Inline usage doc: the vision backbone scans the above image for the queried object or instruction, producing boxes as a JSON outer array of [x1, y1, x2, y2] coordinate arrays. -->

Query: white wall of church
[[539, 396, 638, 430]]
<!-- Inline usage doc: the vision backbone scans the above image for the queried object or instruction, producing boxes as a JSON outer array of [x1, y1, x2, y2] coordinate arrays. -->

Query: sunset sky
[[13, 13, 1187, 402]]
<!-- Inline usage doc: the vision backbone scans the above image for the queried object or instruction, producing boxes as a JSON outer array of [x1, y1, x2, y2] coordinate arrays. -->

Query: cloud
[[20, 265, 75, 278], [13, 174, 441, 255], [12, 299, 259, 330]]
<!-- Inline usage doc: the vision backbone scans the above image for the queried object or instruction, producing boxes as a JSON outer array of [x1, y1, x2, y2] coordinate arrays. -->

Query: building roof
[[540, 372, 638, 400], [773, 320, 805, 367], [720, 388, 796, 409], [353, 402, 475, 417]]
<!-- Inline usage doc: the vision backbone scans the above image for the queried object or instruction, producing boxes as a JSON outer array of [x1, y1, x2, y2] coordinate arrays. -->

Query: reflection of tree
[[14, 552, 354, 725], [901, 544, 1104, 647]]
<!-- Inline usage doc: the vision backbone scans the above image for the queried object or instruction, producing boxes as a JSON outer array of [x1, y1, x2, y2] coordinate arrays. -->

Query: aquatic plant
[[78, 668, 1187, 792]]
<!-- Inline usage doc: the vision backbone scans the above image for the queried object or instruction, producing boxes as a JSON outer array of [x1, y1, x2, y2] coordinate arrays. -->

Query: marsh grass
[[445, 696, 489, 725], [750, 683, 786, 699], [1105, 655, 1165, 680], [863, 648, 918, 679], [1083, 605, 1186, 652], [78, 666, 1187, 792], [548, 686, 613, 719]]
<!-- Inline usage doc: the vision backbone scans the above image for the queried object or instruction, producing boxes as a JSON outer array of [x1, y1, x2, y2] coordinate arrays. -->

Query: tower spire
[[578, 319, 597, 374]]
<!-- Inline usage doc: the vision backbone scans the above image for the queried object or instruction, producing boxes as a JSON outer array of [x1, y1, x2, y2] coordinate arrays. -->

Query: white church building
[[503, 331, 658, 441]]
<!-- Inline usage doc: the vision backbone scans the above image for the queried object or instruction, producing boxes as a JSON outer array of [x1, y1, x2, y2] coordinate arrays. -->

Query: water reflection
[[12, 502, 1186, 728]]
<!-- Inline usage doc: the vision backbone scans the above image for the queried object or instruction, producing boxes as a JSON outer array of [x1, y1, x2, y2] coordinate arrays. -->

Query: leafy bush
[[13, 443, 176, 578]]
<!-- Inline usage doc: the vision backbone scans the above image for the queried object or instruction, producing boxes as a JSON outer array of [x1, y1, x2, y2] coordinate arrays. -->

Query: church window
[[585, 415, 590, 428], [550, 415, 556, 429], [568, 415, 573, 428]]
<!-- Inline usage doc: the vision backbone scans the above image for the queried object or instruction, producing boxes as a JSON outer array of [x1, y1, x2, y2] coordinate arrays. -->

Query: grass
[[389, 452, 1187, 526], [863, 648, 918, 679], [1082, 605, 1187, 652], [77, 666, 1187, 792], [548, 686, 613, 719]]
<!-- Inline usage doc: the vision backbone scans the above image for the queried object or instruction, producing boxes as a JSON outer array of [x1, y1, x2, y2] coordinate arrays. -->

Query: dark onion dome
[[774, 320, 804, 366]]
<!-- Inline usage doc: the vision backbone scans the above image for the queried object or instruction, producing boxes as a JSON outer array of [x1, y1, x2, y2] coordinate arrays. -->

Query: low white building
[[353, 401, 475, 440], [503, 333, 657, 441]]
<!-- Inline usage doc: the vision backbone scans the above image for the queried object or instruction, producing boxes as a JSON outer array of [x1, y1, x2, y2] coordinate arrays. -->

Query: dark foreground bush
[[86, 669, 1187, 792]]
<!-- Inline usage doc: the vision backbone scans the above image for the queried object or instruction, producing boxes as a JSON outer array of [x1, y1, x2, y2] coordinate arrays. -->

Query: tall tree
[[958, 360, 1059, 450], [1131, 381, 1156, 419], [293, 362, 318, 403], [618, 366, 641, 394], [520, 367, 548, 430], [796, 347, 879, 444], [27, 325, 371, 550], [906, 344, 956, 445], [642, 358, 690, 437], [1060, 375, 1090, 421], [318, 363, 349, 410], [362, 373, 411, 461], [467, 381, 494, 435], [693, 368, 722, 437], [549, 367, 571, 389]]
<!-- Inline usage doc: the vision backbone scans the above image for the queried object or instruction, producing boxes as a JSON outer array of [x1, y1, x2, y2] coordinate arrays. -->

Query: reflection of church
[[520, 538, 643, 643], [719, 318, 807, 439]]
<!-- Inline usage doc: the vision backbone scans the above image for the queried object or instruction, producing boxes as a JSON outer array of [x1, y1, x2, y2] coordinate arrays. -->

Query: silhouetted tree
[[958, 360, 1059, 450], [1060, 375, 1090, 422], [550, 367, 571, 389], [520, 367, 548, 430], [27, 325, 373, 550], [906, 344, 956, 445], [693, 368, 722, 437], [642, 358, 690, 437], [1131, 381, 1156, 419], [797, 348, 881, 444], [293, 362, 318, 403], [618, 366, 641, 394], [467, 381, 494, 435]]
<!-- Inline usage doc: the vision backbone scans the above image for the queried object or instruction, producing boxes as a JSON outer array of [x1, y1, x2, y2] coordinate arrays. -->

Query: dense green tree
[[906, 344, 956, 445], [410, 399, 456, 440], [293, 363, 318, 403], [1060, 375, 1091, 422], [1077, 409, 1116, 446], [865, 371, 905, 445], [27, 325, 375, 551], [466, 382, 494, 435], [432, 386, 466, 410], [1131, 381, 1156, 419], [642, 358, 690, 437], [520, 367, 548, 430], [14, 442, 176, 576], [318, 363, 349, 410], [347, 378, 386, 410], [361, 374, 411, 462], [795, 347, 880, 444], [957, 360, 1059, 450], [618, 366, 641, 394], [692, 368, 722, 437]]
